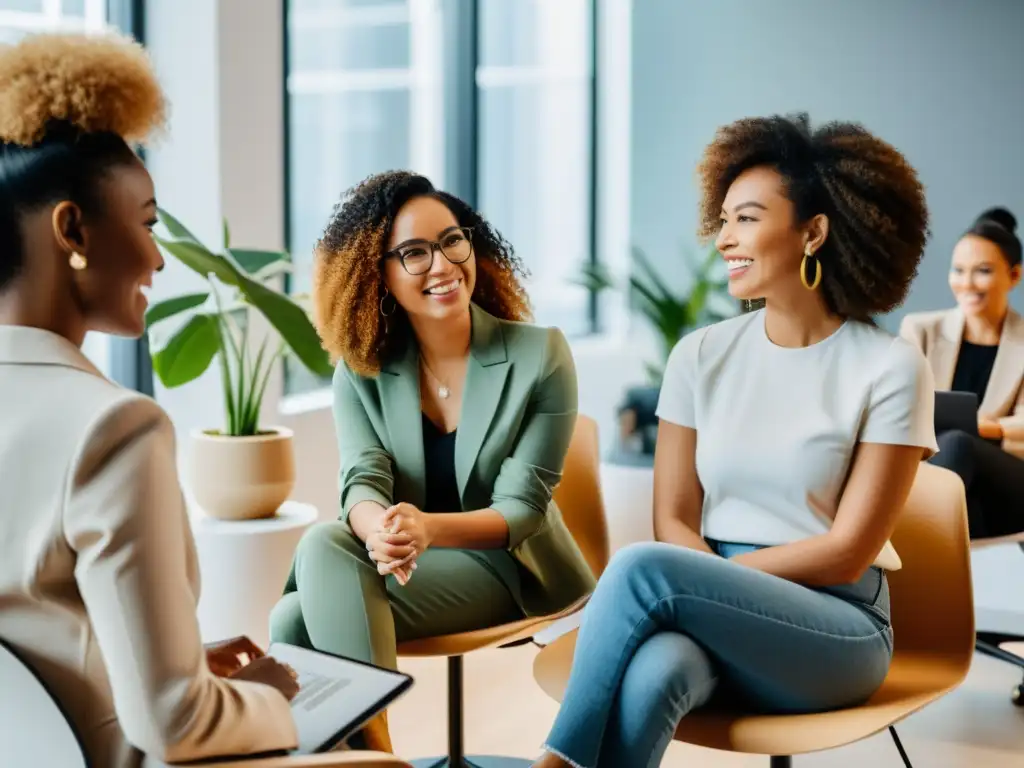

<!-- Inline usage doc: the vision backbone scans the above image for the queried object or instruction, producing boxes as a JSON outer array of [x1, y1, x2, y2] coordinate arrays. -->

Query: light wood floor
[[390, 643, 1024, 767]]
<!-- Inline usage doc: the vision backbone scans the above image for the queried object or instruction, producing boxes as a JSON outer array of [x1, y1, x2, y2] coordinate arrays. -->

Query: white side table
[[599, 461, 655, 552], [191, 501, 318, 649]]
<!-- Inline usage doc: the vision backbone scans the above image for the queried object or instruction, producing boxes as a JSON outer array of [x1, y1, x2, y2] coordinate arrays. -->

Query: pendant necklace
[[420, 356, 452, 399]]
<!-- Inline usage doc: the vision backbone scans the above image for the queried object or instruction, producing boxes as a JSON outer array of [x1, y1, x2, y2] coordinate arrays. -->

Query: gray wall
[[631, 0, 1024, 330]]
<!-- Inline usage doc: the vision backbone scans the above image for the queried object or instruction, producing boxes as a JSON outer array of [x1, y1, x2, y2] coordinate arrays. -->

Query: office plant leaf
[[149, 209, 332, 435]]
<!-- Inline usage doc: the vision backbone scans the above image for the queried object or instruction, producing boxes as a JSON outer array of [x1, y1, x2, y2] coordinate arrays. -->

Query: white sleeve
[[655, 327, 707, 429], [860, 338, 939, 458]]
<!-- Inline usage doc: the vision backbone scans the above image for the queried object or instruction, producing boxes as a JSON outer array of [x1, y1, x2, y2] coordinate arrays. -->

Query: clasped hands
[[365, 502, 433, 586]]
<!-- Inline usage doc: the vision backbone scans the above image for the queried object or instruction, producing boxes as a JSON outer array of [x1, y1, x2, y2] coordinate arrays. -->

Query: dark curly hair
[[965, 207, 1021, 268], [698, 113, 930, 320], [312, 170, 532, 376]]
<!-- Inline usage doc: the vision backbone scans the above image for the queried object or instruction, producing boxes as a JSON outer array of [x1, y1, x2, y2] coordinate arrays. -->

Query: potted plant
[[146, 210, 333, 520], [575, 246, 738, 462]]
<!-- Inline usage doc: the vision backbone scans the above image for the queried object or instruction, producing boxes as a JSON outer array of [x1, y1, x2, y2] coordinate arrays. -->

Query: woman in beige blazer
[[900, 207, 1024, 539], [0, 33, 373, 768]]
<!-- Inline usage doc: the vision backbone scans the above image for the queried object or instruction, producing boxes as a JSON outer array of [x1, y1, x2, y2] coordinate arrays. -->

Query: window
[[477, 0, 594, 336], [0, 0, 105, 44], [284, 0, 598, 395], [285, 0, 445, 299], [284, 0, 446, 394]]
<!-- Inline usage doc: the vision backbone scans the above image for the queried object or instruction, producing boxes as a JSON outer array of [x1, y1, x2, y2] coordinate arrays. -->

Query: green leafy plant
[[575, 245, 738, 384], [145, 209, 332, 436]]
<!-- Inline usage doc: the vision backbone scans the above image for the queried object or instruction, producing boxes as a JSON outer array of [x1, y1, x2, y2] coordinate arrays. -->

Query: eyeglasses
[[386, 227, 474, 275]]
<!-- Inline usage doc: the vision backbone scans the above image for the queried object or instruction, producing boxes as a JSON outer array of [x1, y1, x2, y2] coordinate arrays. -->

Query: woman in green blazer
[[270, 171, 595, 726]]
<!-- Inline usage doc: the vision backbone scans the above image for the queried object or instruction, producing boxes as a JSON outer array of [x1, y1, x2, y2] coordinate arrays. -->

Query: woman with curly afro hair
[[0, 31, 366, 768], [272, 171, 596, 752], [535, 114, 940, 768]]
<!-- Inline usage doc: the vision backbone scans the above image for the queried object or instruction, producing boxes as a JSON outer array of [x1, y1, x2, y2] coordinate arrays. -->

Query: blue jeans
[[542, 541, 893, 768]]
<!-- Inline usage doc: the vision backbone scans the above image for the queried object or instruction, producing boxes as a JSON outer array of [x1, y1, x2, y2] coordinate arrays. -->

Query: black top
[[422, 413, 461, 514], [951, 340, 999, 403]]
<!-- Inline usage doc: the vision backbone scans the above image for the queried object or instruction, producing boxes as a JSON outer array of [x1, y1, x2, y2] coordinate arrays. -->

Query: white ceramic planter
[[188, 426, 296, 520]]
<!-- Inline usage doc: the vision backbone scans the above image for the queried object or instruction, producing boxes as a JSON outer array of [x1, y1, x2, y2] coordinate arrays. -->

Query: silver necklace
[[420, 357, 452, 399]]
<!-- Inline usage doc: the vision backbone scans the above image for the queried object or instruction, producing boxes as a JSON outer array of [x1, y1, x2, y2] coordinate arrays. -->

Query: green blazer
[[333, 303, 596, 617]]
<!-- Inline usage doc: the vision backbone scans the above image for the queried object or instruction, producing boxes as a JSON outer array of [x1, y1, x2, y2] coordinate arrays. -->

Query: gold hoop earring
[[800, 248, 821, 290], [69, 252, 87, 271]]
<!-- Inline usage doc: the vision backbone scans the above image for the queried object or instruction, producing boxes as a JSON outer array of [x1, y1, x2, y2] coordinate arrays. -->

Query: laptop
[[934, 391, 979, 437], [267, 642, 413, 754]]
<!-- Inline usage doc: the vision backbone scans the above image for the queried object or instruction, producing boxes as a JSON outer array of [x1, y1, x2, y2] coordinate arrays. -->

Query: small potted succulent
[[146, 210, 333, 519]]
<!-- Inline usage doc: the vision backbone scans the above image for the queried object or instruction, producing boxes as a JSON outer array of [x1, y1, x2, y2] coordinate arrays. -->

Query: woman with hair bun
[[901, 207, 1024, 539], [534, 113, 937, 768], [0, 32, 386, 768]]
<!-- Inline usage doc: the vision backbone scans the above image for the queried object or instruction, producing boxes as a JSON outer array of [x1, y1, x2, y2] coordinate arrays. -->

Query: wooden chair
[[0, 638, 408, 768], [400, 414, 609, 768], [534, 462, 974, 767]]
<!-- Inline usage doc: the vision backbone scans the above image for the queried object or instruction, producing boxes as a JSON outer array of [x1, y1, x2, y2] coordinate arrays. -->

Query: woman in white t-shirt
[[533, 113, 938, 768]]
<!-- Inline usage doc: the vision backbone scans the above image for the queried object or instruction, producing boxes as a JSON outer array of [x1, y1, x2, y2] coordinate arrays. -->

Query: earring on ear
[[69, 252, 87, 271], [800, 246, 821, 291]]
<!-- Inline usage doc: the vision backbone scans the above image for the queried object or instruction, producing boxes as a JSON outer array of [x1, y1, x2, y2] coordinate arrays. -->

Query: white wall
[[631, 0, 1024, 329], [145, 0, 223, 447], [145, 0, 288, 490]]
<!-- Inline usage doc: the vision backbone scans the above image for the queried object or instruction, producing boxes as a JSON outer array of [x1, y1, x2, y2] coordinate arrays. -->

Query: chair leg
[[769, 757, 792, 767], [448, 655, 465, 766], [889, 726, 914, 768], [409, 655, 533, 768], [975, 633, 1024, 670]]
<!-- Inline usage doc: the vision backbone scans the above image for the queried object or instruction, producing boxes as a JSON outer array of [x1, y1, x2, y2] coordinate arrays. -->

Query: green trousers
[[270, 520, 525, 670]]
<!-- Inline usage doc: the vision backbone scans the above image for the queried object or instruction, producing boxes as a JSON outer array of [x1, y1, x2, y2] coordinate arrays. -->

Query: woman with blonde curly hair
[[271, 170, 596, 749], [533, 114, 938, 768], [0, 32, 391, 768]]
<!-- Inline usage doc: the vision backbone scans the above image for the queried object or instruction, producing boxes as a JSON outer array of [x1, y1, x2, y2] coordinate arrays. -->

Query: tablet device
[[934, 391, 979, 437], [266, 642, 413, 755]]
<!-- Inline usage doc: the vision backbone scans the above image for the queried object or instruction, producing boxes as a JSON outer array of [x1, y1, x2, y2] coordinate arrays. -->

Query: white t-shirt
[[655, 310, 938, 569]]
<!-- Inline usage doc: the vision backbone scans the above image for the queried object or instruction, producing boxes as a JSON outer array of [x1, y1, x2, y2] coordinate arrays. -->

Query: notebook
[[267, 642, 413, 754]]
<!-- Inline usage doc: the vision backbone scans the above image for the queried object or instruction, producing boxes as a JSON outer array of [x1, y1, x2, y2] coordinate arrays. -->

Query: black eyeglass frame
[[383, 226, 475, 275]]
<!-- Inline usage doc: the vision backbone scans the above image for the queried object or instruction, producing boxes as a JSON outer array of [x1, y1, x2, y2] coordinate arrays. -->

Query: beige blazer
[[0, 326, 297, 767], [899, 308, 1024, 459]]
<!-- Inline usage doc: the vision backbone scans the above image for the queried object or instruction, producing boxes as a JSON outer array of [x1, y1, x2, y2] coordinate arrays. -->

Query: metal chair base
[[975, 631, 1024, 705], [409, 655, 533, 768], [410, 758, 531, 768], [976, 631, 1024, 669], [766, 725, 913, 767]]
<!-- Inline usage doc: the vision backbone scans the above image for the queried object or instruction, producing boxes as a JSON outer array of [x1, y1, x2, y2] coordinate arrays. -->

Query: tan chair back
[[552, 414, 610, 579], [536, 459, 975, 758], [887, 462, 974, 657]]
